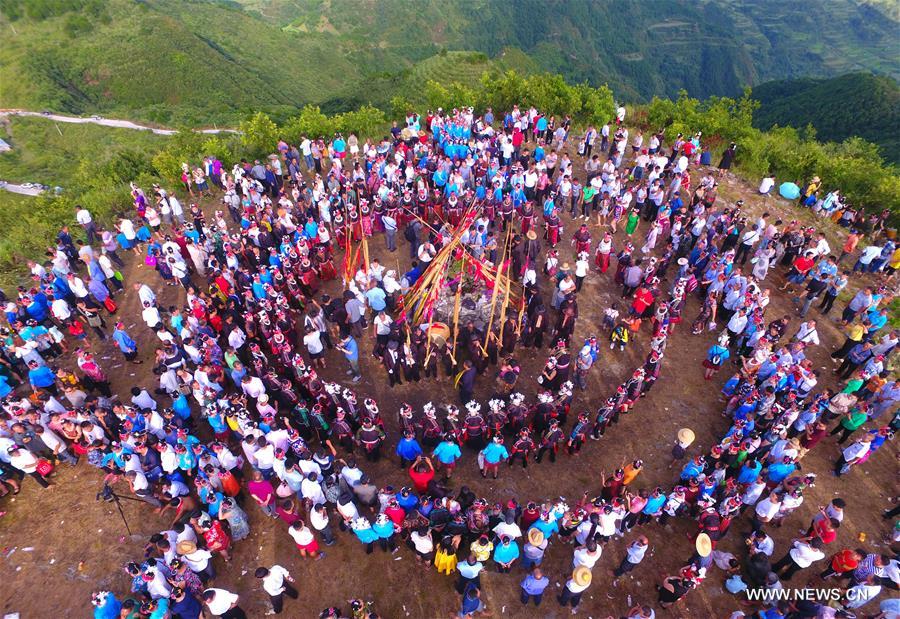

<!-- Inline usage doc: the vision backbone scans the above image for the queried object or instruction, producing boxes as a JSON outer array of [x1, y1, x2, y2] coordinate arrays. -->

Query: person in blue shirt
[[0, 374, 12, 399], [529, 513, 560, 540], [351, 517, 379, 553], [27, 361, 57, 394], [112, 322, 141, 363], [766, 456, 797, 484], [395, 430, 423, 468], [337, 334, 361, 382], [520, 567, 550, 606], [493, 535, 520, 572], [480, 436, 509, 479], [737, 458, 762, 484], [704, 339, 731, 380], [402, 261, 423, 287], [395, 487, 419, 513], [433, 437, 462, 479], [639, 488, 667, 524], [371, 514, 398, 553], [680, 455, 705, 481], [364, 285, 386, 313], [168, 588, 202, 619]]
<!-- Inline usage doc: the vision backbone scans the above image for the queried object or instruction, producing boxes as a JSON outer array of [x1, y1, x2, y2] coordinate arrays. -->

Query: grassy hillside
[[1, 0, 897, 123], [0, 115, 169, 187], [751, 73, 900, 164], [0, 0, 358, 125]]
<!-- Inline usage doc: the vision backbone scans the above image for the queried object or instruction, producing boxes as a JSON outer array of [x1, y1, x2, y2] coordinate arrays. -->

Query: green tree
[[525, 74, 581, 118], [576, 83, 616, 126], [480, 70, 528, 115], [424, 80, 451, 111], [390, 95, 414, 120], [239, 111, 279, 156], [338, 104, 387, 137], [284, 105, 336, 140]]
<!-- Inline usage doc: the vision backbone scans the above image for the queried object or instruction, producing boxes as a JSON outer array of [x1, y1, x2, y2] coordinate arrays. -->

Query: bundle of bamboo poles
[[401, 207, 524, 362]]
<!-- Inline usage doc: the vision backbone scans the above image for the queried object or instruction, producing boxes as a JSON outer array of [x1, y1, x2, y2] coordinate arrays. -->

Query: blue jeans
[[304, 154, 314, 170]]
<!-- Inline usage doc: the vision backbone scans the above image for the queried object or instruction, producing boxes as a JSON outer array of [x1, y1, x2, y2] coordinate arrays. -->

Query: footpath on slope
[[0, 109, 240, 195]]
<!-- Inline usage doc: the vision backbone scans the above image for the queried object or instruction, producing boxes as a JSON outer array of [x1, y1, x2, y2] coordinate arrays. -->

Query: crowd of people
[[0, 100, 897, 619]]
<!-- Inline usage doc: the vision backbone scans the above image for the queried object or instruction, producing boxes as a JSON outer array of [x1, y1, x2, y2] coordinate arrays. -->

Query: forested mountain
[[0, 0, 897, 124], [751, 73, 900, 163], [237, 0, 900, 102]]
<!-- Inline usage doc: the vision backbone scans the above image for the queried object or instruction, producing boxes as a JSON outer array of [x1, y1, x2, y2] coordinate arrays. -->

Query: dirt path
[[0, 109, 240, 136]]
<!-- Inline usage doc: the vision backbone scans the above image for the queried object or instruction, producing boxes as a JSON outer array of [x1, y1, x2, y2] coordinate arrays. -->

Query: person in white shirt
[[125, 470, 161, 507], [559, 567, 592, 610], [202, 588, 243, 618], [771, 537, 825, 580], [134, 283, 156, 307], [51, 297, 72, 322], [613, 535, 648, 584], [7, 445, 49, 488], [572, 540, 602, 569], [143, 566, 172, 600], [131, 387, 158, 411], [792, 320, 820, 346], [177, 540, 215, 580], [34, 425, 77, 464], [753, 492, 782, 529], [844, 577, 882, 609], [255, 564, 299, 613], [76, 206, 98, 243], [240, 374, 266, 400], [288, 519, 323, 560], [835, 435, 872, 476], [300, 472, 326, 506], [493, 515, 522, 541]]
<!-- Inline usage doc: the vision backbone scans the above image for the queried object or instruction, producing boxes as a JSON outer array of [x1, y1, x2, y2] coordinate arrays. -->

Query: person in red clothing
[[202, 517, 232, 562], [820, 548, 863, 579], [798, 421, 828, 458], [408, 456, 435, 494], [630, 286, 655, 319], [512, 126, 524, 157], [809, 516, 840, 545], [384, 498, 406, 527], [520, 501, 541, 531], [780, 251, 817, 295]]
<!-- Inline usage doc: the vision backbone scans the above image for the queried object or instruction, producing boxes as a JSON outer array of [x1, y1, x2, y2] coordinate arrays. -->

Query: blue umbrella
[[779, 182, 800, 199]]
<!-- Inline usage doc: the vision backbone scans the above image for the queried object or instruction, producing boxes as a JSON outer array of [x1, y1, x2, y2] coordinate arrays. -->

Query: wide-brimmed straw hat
[[573, 566, 592, 587]]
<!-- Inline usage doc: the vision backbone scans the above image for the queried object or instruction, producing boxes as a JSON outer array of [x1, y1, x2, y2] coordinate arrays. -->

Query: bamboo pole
[[483, 223, 512, 348]]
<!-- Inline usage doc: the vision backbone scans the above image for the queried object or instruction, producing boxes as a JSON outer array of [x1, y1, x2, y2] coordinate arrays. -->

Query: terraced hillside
[[1, 0, 897, 124]]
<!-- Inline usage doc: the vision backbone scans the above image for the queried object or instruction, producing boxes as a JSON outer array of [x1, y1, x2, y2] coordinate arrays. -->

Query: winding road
[[0, 109, 239, 195], [0, 109, 239, 135]]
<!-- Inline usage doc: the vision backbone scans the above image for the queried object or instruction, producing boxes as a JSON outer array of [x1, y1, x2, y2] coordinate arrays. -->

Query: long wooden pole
[[483, 224, 511, 348]]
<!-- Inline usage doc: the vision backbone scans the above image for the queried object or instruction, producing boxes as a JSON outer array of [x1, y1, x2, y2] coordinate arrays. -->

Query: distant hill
[[0, 0, 898, 123], [751, 73, 900, 163]]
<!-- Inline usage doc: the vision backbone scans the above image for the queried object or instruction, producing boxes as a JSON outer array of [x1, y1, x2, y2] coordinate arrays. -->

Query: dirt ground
[[0, 148, 896, 619]]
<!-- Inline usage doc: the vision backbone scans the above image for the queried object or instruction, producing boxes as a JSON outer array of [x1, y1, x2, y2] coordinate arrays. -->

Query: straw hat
[[176, 541, 197, 555], [677, 428, 695, 446], [527, 528, 545, 546], [526, 230, 537, 240], [695, 532, 712, 557], [572, 566, 592, 587]]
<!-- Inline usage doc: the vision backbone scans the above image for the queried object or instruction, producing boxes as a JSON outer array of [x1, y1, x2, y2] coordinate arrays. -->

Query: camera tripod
[[96, 483, 143, 536]]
